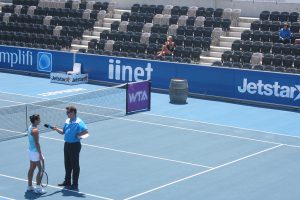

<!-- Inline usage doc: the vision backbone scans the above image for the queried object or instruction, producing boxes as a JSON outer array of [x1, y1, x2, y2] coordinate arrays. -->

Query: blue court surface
[[0, 73, 300, 200]]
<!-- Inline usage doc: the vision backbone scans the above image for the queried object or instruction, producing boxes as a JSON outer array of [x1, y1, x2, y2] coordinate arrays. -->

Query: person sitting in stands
[[157, 36, 175, 56], [279, 22, 293, 44]]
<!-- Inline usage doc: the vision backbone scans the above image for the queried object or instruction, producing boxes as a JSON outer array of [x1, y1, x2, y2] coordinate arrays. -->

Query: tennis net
[[0, 83, 127, 141]]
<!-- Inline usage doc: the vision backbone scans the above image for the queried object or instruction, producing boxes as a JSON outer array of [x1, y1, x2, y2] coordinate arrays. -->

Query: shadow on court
[[24, 189, 86, 199]]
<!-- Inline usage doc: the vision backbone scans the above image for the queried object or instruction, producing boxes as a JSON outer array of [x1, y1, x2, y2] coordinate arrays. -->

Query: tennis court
[[0, 73, 300, 200]]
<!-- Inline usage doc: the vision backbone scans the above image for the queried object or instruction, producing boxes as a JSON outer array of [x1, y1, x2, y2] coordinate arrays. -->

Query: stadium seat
[[262, 53, 274, 65], [261, 31, 272, 42], [260, 20, 271, 31], [270, 21, 281, 32], [241, 30, 251, 41], [184, 36, 193, 47], [214, 8, 223, 18], [260, 11, 270, 21], [289, 12, 299, 23], [222, 51, 232, 62], [253, 65, 264, 71], [264, 65, 275, 72], [211, 61, 222, 67], [242, 63, 253, 69], [223, 61, 233, 67], [270, 11, 280, 21], [293, 56, 300, 68], [242, 51, 252, 63], [251, 41, 262, 53], [193, 37, 202, 48], [202, 37, 211, 51], [191, 48, 201, 62], [173, 46, 184, 57], [285, 68, 297, 74], [279, 12, 289, 22], [272, 43, 283, 54], [273, 54, 283, 67], [251, 20, 261, 31], [283, 55, 295, 68], [232, 51, 243, 62], [261, 42, 272, 54], [231, 40, 242, 51], [251, 30, 262, 41], [275, 66, 285, 72], [232, 62, 242, 68]]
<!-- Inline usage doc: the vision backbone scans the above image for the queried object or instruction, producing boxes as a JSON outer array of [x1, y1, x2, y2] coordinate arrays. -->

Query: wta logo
[[128, 90, 148, 103]]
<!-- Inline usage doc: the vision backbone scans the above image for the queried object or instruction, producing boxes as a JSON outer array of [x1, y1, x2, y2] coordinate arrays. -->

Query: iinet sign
[[108, 59, 153, 82], [237, 78, 300, 101]]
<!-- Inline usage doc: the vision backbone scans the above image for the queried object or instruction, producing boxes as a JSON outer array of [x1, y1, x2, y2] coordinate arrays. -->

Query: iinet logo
[[238, 78, 300, 101], [128, 90, 148, 103], [108, 59, 153, 82]]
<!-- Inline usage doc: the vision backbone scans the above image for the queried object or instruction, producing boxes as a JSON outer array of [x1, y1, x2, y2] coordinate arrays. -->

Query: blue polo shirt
[[63, 117, 88, 143]]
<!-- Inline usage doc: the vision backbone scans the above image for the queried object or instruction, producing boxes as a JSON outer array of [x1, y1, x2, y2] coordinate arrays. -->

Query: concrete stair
[[71, 44, 88, 50], [200, 56, 221, 63], [114, 9, 130, 15]]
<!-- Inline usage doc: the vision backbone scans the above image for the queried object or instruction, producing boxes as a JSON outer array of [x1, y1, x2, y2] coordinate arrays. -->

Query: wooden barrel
[[169, 78, 188, 104]]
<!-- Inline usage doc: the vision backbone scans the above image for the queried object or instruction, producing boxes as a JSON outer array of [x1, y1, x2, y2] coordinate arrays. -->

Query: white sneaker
[[34, 186, 46, 194], [27, 186, 35, 191]]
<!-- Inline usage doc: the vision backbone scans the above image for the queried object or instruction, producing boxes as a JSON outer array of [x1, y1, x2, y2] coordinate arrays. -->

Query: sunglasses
[[66, 111, 73, 114]]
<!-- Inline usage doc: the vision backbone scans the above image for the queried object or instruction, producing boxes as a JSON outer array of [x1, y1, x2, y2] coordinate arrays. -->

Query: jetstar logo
[[238, 78, 300, 101]]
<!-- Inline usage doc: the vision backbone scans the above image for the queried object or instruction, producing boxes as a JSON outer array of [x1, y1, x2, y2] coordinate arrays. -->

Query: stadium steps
[[200, 56, 221, 63], [114, 9, 131, 15], [210, 46, 231, 52], [71, 44, 88, 50], [239, 17, 259, 23]]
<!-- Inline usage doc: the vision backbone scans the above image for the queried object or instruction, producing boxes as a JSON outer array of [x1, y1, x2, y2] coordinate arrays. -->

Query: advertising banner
[[126, 81, 151, 114]]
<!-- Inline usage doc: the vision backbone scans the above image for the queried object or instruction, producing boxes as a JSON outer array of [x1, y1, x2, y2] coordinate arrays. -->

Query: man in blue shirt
[[53, 106, 88, 190], [279, 22, 293, 44]]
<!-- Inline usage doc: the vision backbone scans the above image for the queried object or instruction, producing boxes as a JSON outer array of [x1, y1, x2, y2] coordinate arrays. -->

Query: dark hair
[[66, 105, 77, 115], [30, 114, 40, 124]]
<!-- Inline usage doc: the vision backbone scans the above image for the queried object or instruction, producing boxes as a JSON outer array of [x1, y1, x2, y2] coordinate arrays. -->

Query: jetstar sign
[[238, 78, 300, 101]]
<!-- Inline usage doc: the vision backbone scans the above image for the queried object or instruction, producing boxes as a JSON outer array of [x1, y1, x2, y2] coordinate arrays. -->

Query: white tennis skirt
[[28, 150, 40, 162]]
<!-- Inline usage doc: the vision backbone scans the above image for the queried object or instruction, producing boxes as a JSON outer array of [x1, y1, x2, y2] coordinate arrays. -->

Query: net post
[[126, 82, 129, 115], [25, 104, 28, 131], [148, 80, 151, 111]]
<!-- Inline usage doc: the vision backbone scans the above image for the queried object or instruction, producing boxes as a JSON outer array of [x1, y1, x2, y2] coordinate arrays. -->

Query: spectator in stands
[[157, 36, 176, 56], [279, 23, 293, 44]]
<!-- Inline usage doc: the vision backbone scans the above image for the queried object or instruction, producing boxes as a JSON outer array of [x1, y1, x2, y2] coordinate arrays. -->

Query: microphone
[[44, 124, 54, 129]]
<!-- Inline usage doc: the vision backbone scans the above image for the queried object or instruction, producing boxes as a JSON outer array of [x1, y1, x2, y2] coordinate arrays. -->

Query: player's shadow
[[24, 191, 43, 199], [25, 188, 86, 199]]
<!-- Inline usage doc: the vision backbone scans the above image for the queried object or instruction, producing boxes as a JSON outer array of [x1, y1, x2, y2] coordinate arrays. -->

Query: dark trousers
[[64, 142, 81, 186]]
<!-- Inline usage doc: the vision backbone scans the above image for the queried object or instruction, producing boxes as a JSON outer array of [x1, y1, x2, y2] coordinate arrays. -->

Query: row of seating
[[64, 1, 109, 11], [242, 30, 289, 43], [111, 21, 214, 37], [259, 11, 299, 23], [0, 31, 72, 48], [222, 50, 300, 68], [251, 20, 300, 32], [213, 61, 300, 74], [1, 5, 102, 20], [0, 22, 54, 34], [231, 40, 300, 56], [0, 13, 44, 24], [100, 30, 212, 50], [87, 38, 202, 61], [130, 4, 224, 18], [121, 12, 231, 30], [12, 0, 38, 6], [78, 48, 194, 63], [0, 40, 63, 50]]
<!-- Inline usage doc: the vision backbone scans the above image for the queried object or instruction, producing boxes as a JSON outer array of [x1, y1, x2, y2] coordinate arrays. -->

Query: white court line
[[144, 113, 300, 140], [0, 195, 16, 200], [0, 99, 27, 105], [123, 144, 283, 200], [1, 90, 300, 140], [0, 173, 114, 200], [41, 136, 212, 168]]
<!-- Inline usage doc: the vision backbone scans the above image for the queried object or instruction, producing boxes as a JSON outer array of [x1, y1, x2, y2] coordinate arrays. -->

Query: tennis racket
[[40, 159, 48, 188]]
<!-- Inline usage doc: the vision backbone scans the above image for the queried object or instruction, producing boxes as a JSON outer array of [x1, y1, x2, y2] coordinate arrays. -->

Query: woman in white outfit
[[27, 114, 46, 194]]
